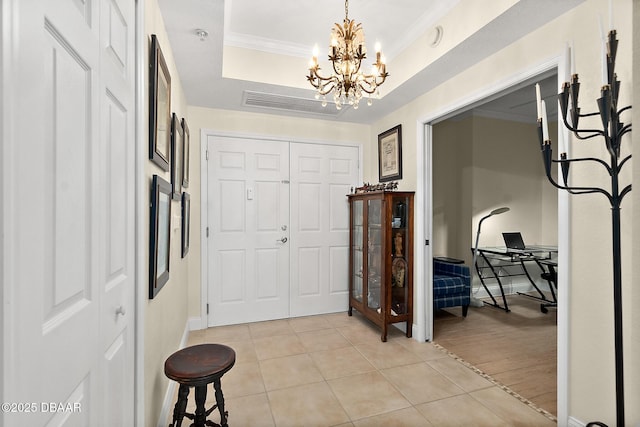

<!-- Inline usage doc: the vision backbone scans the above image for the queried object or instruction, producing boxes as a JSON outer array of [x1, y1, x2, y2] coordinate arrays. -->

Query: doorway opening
[[427, 70, 560, 417]]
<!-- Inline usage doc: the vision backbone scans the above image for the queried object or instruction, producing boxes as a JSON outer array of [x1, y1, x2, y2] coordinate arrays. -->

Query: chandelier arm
[[307, 73, 334, 91], [312, 72, 336, 83], [358, 85, 377, 95], [330, 60, 344, 78], [357, 73, 388, 94], [317, 86, 337, 96]]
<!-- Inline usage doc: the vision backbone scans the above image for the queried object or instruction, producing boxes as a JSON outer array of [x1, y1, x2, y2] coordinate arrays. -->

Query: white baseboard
[[188, 316, 204, 331], [157, 320, 191, 427], [567, 416, 585, 427]]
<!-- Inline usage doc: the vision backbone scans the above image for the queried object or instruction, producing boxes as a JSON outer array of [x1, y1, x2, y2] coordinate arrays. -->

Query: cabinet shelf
[[347, 191, 414, 342]]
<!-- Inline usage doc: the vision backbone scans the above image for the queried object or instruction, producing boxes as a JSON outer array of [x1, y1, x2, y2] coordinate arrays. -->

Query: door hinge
[[206, 227, 209, 237], [425, 239, 430, 245], [206, 150, 209, 160], [206, 304, 209, 314]]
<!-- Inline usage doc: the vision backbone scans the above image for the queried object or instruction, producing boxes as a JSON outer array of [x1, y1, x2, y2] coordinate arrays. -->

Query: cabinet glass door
[[367, 199, 382, 311], [391, 195, 409, 315], [351, 200, 363, 303]]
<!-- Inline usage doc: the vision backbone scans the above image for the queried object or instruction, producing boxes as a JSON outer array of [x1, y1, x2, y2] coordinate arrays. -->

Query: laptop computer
[[502, 232, 527, 250]]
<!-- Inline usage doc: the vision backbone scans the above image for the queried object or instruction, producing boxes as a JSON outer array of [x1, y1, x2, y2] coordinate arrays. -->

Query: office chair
[[540, 264, 557, 313]]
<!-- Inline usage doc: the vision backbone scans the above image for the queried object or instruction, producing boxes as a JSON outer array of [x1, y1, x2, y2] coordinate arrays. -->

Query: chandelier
[[307, 0, 388, 110]]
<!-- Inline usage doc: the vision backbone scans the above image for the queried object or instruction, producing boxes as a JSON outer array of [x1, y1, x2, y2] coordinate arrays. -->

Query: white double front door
[[206, 135, 360, 326]]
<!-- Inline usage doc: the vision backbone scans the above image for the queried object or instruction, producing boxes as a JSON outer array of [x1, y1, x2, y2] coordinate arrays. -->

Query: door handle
[[277, 237, 288, 244], [115, 306, 126, 317]]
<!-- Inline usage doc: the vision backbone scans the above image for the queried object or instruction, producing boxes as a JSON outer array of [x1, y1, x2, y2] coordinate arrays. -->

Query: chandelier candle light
[[535, 27, 631, 427], [307, 0, 389, 110]]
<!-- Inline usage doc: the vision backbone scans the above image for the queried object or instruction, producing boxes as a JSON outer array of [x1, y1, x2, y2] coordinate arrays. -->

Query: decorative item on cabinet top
[[350, 181, 398, 194]]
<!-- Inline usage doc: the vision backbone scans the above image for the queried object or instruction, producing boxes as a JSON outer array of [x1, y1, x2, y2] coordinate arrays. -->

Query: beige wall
[[367, 0, 636, 423], [144, 0, 190, 425], [432, 116, 472, 262]]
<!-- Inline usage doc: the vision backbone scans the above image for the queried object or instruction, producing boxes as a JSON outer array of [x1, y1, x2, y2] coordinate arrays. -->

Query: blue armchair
[[433, 259, 471, 317]]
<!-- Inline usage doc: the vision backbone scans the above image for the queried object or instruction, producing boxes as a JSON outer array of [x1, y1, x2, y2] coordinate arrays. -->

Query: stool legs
[[193, 385, 207, 427], [169, 383, 229, 427], [213, 378, 228, 427], [170, 384, 190, 427]]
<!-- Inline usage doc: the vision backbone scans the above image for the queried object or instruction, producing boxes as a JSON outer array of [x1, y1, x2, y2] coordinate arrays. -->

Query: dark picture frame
[[181, 192, 190, 258], [149, 34, 172, 171], [378, 124, 403, 182], [181, 118, 190, 188], [149, 175, 172, 299], [170, 113, 183, 200]]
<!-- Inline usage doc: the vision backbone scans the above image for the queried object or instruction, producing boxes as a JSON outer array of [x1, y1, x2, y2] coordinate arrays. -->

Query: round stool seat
[[165, 344, 236, 386]]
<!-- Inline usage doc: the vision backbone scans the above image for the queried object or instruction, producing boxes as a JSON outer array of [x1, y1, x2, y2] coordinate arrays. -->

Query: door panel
[[2, 0, 136, 425], [99, 0, 135, 422], [41, 3, 101, 425], [208, 137, 290, 326], [290, 143, 359, 317]]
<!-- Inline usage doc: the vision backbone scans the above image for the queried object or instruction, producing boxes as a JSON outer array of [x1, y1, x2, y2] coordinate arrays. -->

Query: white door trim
[[416, 55, 570, 422], [134, 0, 145, 425], [199, 129, 363, 330]]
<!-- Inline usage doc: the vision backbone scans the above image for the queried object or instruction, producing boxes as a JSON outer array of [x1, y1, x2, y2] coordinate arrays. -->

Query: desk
[[473, 246, 557, 312]]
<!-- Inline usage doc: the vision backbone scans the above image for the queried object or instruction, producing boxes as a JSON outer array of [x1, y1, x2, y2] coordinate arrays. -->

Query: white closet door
[[2, 0, 136, 425]]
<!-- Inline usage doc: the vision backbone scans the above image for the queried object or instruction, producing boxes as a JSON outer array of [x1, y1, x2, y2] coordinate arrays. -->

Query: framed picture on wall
[[182, 118, 191, 188], [149, 34, 172, 171], [181, 118, 190, 188], [171, 113, 183, 200], [378, 124, 403, 182], [149, 175, 172, 299], [181, 192, 190, 258]]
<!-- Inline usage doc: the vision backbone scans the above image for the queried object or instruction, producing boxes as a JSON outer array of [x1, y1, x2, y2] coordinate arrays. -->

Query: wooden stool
[[165, 344, 236, 427]]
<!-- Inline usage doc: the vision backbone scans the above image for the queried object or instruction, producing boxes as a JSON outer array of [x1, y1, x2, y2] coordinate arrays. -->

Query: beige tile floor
[[168, 312, 556, 427]]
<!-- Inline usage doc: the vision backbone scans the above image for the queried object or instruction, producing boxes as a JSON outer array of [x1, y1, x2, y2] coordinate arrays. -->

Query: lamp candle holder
[[536, 29, 631, 427]]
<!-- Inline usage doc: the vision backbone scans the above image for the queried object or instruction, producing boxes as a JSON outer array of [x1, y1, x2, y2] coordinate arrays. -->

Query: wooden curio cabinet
[[347, 191, 414, 342]]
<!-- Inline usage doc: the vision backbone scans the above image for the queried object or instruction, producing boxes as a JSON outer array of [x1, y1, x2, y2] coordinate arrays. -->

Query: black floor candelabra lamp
[[535, 29, 631, 427]]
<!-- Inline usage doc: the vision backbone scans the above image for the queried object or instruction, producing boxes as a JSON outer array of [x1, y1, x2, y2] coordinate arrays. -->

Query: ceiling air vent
[[242, 91, 348, 116]]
